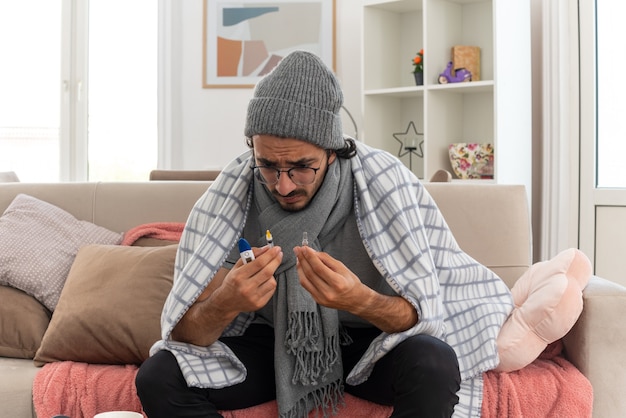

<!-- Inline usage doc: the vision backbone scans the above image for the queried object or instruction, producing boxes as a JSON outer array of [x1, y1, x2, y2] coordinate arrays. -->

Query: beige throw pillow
[[0, 285, 51, 358], [34, 244, 177, 365]]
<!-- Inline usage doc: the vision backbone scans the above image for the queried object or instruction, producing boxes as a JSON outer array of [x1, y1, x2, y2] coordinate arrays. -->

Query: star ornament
[[393, 121, 424, 158]]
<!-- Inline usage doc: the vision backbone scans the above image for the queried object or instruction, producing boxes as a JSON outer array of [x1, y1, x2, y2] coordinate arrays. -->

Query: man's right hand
[[171, 245, 282, 346], [214, 245, 282, 313]]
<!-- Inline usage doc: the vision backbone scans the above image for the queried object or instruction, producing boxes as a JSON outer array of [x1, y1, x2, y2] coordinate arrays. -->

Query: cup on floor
[[93, 412, 143, 418]]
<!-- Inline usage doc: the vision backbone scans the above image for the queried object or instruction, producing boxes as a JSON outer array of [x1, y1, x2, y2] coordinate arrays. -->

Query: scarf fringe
[[280, 379, 344, 418], [286, 312, 340, 386], [285, 311, 320, 352], [339, 325, 353, 346]]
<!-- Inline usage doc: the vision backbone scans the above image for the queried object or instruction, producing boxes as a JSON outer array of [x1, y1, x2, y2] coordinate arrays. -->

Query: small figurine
[[438, 61, 472, 84]]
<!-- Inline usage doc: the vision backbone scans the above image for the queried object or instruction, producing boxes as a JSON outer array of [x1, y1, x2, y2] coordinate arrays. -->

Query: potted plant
[[412, 49, 424, 85]]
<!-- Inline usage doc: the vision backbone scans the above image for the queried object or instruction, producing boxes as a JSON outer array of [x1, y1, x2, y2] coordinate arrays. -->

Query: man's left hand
[[293, 246, 418, 333]]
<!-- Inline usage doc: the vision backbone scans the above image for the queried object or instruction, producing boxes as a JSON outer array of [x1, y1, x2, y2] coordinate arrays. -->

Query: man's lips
[[276, 192, 303, 204]]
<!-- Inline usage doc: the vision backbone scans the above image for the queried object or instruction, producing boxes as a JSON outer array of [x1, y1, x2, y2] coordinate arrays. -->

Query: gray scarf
[[253, 156, 353, 418]]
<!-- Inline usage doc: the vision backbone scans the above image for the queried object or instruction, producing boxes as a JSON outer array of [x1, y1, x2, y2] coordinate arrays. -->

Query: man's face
[[252, 135, 336, 212]]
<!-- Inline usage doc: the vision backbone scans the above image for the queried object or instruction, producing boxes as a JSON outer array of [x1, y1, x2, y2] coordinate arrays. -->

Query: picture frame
[[202, 0, 336, 88]]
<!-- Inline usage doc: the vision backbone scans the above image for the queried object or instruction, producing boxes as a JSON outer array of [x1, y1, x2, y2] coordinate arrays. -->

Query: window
[[0, 1, 157, 182], [0, 2, 61, 182], [596, 2, 626, 188], [87, 0, 158, 181], [578, 0, 626, 285]]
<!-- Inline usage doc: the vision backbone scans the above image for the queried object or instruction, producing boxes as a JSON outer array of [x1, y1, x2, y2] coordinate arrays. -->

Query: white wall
[[167, 1, 545, 261], [167, 0, 365, 170]]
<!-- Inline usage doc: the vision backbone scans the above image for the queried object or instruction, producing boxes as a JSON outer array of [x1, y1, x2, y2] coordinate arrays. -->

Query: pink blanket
[[32, 360, 389, 418], [32, 362, 145, 418], [33, 341, 592, 418], [482, 340, 593, 417], [121, 222, 185, 246]]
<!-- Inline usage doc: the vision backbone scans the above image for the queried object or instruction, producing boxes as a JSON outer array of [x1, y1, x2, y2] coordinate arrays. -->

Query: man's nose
[[275, 171, 297, 195]]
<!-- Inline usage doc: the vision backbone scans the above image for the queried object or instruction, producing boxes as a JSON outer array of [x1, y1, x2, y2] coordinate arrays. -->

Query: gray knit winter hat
[[245, 50, 344, 150]]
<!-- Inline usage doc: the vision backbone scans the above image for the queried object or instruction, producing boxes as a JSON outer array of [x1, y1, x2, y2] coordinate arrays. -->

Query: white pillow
[[0, 194, 123, 311]]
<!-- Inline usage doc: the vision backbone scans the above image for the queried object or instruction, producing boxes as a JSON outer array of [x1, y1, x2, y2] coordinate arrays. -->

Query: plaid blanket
[[151, 142, 514, 417]]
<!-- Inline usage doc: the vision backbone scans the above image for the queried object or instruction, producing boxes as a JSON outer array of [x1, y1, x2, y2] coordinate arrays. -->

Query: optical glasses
[[251, 165, 322, 186]]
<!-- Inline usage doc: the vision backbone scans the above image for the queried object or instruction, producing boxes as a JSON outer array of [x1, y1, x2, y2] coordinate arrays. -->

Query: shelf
[[364, 0, 422, 13], [448, 178, 496, 184], [427, 80, 494, 94], [361, 0, 531, 193], [364, 86, 424, 98], [364, 80, 494, 98]]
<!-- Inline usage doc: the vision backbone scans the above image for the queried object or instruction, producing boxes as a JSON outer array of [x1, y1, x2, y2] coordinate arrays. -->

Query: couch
[[149, 169, 221, 181], [0, 181, 624, 418]]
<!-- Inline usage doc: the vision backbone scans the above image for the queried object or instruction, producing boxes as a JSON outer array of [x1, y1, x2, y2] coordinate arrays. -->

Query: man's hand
[[294, 246, 418, 333], [171, 245, 283, 346], [213, 245, 282, 314]]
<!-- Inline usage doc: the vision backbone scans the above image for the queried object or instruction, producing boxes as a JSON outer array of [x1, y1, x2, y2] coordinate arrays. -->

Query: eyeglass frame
[[251, 151, 330, 186]]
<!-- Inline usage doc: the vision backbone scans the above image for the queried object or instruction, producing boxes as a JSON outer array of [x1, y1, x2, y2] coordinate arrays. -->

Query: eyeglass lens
[[255, 166, 317, 185]]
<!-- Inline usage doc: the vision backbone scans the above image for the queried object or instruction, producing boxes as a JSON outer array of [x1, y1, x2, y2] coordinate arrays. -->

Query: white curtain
[[539, 0, 580, 260]]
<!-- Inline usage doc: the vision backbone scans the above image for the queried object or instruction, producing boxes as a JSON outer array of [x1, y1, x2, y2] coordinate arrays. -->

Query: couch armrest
[[562, 275, 626, 417]]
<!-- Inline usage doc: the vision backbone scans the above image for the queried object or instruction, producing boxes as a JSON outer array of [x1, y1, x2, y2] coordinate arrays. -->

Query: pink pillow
[[495, 248, 591, 372]]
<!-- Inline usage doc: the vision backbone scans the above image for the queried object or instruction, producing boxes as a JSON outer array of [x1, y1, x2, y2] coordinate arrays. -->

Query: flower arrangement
[[412, 49, 424, 73]]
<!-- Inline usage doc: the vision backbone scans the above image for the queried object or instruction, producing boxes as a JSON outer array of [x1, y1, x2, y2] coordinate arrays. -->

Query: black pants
[[135, 325, 460, 418]]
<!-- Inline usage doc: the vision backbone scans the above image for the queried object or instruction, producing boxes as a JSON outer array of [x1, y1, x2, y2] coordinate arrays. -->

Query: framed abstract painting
[[202, 0, 336, 88]]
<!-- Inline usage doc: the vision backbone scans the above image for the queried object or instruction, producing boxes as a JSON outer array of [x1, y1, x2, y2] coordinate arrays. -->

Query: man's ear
[[328, 151, 337, 165]]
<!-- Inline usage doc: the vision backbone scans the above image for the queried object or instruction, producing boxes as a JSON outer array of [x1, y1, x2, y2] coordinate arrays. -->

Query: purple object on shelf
[[438, 61, 472, 84]]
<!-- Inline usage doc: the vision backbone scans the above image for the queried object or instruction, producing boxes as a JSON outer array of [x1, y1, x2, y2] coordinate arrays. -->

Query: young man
[[136, 51, 513, 418]]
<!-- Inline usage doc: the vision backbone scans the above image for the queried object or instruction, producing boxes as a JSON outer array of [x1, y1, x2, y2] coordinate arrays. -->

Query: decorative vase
[[448, 143, 494, 179], [413, 72, 423, 86]]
